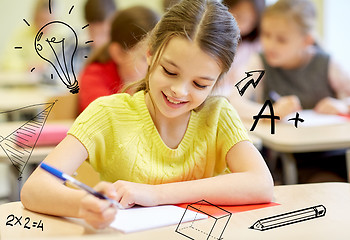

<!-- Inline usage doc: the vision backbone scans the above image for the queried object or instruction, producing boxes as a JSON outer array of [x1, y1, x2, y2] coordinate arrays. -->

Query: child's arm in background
[[112, 141, 274, 207], [21, 135, 118, 229], [315, 59, 350, 115]]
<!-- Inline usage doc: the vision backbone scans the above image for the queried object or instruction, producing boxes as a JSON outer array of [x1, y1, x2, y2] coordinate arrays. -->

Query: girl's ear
[[146, 49, 152, 66], [109, 42, 125, 65]]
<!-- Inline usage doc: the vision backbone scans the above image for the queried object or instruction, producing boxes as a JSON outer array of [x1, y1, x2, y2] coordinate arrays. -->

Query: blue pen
[[269, 90, 281, 102], [40, 162, 123, 209]]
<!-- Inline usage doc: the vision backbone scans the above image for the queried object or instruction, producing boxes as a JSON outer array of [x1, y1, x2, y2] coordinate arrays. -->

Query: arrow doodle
[[235, 70, 265, 96]]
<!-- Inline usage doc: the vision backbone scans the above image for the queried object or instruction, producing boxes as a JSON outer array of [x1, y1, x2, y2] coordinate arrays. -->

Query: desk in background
[[1, 182, 349, 239], [0, 74, 69, 122], [246, 120, 350, 184]]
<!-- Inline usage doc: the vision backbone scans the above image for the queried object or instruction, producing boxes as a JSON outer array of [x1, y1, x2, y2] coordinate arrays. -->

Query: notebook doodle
[[0, 102, 56, 180]]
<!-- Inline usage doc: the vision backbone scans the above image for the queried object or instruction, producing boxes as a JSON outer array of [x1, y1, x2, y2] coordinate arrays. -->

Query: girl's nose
[[170, 81, 188, 97]]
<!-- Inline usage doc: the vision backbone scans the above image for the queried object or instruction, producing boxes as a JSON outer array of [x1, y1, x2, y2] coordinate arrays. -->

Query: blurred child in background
[[78, 6, 160, 112], [0, 0, 54, 73], [235, 0, 350, 119], [48, 0, 118, 82], [237, 0, 350, 183], [213, 0, 265, 97], [224, 0, 265, 82], [84, 0, 117, 50]]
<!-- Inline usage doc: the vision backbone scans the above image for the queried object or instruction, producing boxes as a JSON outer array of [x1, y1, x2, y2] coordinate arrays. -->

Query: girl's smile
[[162, 91, 189, 109]]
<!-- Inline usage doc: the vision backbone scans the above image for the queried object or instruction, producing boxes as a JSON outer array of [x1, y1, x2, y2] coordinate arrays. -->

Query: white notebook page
[[110, 205, 208, 233]]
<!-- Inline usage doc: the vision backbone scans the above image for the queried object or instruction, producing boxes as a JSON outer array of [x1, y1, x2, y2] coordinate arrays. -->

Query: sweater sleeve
[[67, 97, 114, 171], [217, 100, 251, 165], [200, 97, 251, 174]]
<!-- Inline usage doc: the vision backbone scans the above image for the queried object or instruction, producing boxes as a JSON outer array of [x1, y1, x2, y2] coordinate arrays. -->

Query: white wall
[[323, 0, 350, 72]]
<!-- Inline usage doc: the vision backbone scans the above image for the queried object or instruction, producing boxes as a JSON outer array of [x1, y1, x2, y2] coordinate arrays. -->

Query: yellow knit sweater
[[68, 91, 250, 183]]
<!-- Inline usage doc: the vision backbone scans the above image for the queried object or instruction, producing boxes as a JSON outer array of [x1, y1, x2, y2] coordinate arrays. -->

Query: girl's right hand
[[274, 95, 302, 119], [78, 181, 118, 229]]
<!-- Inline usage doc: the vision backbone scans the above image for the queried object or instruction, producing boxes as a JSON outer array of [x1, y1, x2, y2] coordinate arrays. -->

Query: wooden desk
[[1, 182, 349, 239], [247, 121, 350, 184]]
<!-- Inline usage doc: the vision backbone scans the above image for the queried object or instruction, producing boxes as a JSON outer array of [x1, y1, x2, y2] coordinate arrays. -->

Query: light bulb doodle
[[34, 21, 79, 94], [14, 1, 94, 87], [0, 102, 56, 180]]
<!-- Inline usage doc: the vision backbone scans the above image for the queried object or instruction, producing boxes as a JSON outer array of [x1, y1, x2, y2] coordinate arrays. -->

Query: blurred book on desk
[[283, 110, 349, 127]]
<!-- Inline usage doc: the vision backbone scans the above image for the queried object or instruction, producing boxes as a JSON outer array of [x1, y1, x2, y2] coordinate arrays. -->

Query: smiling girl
[[21, 0, 273, 229]]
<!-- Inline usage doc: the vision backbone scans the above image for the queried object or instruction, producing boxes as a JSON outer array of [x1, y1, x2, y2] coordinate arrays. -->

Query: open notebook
[[109, 202, 279, 233], [110, 205, 207, 233]]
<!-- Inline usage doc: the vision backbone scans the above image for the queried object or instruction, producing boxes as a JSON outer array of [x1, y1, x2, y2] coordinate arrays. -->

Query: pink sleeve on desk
[[176, 202, 280, 217], [16, 125, 69, 146]]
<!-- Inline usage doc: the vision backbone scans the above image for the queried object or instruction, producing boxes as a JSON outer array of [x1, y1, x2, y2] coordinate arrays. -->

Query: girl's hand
[[113, 180, 160, 208], [78, 181, 118, 229], [314, 97, 349, 115], [274, 95, 302, 119]]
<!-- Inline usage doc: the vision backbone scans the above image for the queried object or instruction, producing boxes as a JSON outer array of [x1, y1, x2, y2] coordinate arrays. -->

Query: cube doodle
[[175, 200, 231, 240]]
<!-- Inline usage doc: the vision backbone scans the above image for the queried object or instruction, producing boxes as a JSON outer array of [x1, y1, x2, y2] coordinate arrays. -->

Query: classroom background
[[0, 0, 349, 71], [0, 0, 349, 203]]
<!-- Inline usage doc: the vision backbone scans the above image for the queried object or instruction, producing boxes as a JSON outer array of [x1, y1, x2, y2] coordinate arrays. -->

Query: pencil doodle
[[0, 102, 56, 180], [249, 205, 326, 231], [176, 200, 231, 240], [235, 70, 265, 96]]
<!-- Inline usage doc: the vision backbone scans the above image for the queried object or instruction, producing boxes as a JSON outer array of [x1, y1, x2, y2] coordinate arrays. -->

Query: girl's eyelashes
[[162, 66, 177, 76], [161, 65, 208, 89], [194, 81, 207, 89]]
